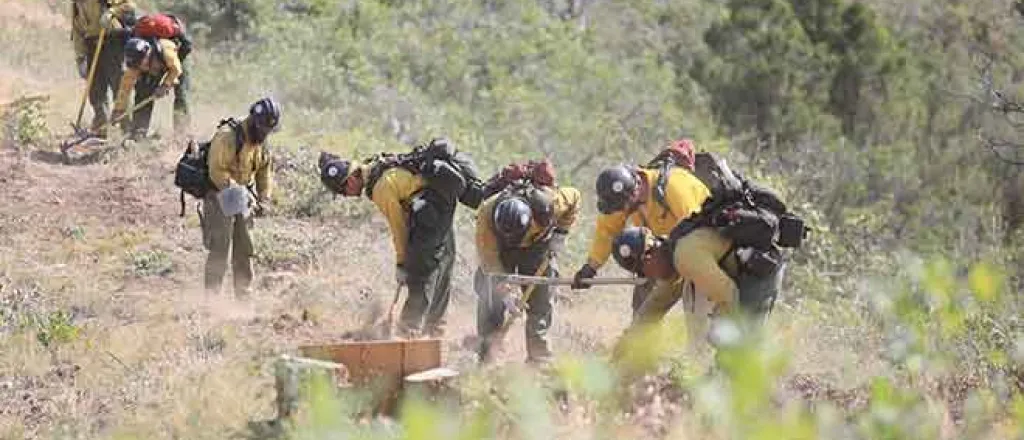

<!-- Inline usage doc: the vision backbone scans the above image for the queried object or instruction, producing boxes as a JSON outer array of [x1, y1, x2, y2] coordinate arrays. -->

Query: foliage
[[2, 95, 49, 149]]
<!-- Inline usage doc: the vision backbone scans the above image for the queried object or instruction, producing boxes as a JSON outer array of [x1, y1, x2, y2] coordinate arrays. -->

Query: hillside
[[3, 0, 1024, 439]]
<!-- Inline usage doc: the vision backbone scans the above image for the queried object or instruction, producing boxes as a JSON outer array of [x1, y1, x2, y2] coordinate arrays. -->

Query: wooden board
[[298, 338, 443, 415]]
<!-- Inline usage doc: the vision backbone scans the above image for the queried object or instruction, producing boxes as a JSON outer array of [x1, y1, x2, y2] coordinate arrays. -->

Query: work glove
[[571, 263, 597, 290], [154, 84, 171, 98], [395, 264, 408, 286], [77, 57, 88, 79], [549, 228, 568, 257]]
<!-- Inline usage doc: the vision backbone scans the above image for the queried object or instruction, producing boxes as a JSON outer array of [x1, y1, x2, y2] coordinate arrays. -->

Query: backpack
[[363, 139, 484, 208], [482, 158, 557, 199], [666, 151, 809, 279], [132, 13, 192, 60], [173, 118, 245, 216]]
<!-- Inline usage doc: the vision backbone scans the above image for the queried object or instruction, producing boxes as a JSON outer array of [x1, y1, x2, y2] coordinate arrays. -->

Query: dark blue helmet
[[596, 165, 637, 215], [318, 151, 351, 195], [124, 38, 152, 69], [612, 226, 651, 275], [249, 97, 281, 132], [493, 196, 532, 246]]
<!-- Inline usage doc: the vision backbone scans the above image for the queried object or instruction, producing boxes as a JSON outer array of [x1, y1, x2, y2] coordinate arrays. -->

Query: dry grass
[[0, 1, 943, 439]]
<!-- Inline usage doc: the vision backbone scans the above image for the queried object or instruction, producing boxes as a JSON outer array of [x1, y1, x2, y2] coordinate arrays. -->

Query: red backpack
[[484, 158, 558, 198], [132, 14, 193, 59], [133, 14, 183, 39], [646, 138, 696, 171]]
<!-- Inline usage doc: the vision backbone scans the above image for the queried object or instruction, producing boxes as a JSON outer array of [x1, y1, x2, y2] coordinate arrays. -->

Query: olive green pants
[[83, 35, 125, 134], [202, 194, 254, 295], [474, 246, 555, 364], [129, 65, 191, 138], [399, 189, 456, 336]]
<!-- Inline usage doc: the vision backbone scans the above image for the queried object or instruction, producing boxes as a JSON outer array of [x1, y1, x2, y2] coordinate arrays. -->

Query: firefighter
[[70, 0, 137, 137], [473, 175, 581, 364], [112, 36, 190, 140], [203, 98, 279, 296], [317, 139, 481, 337], [570, 153, 712, 318]]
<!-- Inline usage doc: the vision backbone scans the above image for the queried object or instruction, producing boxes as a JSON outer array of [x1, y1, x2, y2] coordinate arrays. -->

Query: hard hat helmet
[[612, 226, 652, 275], [493, 196, 533, 246], [124, 38, 152, 69], [595, 165, 637, 215], [249, 97, 281, 132], [318, 151, 351, 195]]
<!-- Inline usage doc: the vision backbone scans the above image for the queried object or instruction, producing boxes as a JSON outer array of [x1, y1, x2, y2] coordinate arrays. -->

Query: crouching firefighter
[[318, 139, 484, 337], [113, 32, 191, 140], [190, 98, 280, 296], [473, 163, 581, 364], [607, 174, 809, 356], [571, 139, 712, 317]]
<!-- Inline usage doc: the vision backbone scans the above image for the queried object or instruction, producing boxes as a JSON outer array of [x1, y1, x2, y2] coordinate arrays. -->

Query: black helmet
[[318, 151, 351, 195], [124, 38, 151, 69], [493, 196, 532, 246], [249, 97, 281, 132], [612, 226, 651, 275], [596, 165, 637, 215]]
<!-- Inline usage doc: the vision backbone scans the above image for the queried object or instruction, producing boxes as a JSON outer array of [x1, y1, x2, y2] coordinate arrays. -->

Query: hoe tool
[[61, 64, 164, 164], [379, 283, 405, 338], [61, 26, 106, 161]]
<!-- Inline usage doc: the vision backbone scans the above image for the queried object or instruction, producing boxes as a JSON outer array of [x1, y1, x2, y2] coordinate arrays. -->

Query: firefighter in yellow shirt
[[202, 98, 279, 296], [112, 36, 190, 140], [317, 139, 482, 337], [70, 0, 137, 137], [473, 177, 581, 364], [570, 162, 712, 316]]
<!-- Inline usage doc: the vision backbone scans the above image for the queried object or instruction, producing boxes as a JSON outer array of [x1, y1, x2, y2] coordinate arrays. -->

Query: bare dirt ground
[[1, 1, 970, 439]]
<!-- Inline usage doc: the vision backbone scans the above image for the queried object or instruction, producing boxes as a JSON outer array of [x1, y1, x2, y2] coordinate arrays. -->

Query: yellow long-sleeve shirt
[[476, 186, 582, 272], [71, 0, 135, 58], [207, 118, 273, 200], [586, 167, 710, 268], [366, 166, 426, 266], [113, 39, 182, 113]]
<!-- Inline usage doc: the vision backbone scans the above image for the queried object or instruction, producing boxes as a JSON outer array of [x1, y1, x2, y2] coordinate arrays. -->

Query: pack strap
[[179, 190, 186, 217]]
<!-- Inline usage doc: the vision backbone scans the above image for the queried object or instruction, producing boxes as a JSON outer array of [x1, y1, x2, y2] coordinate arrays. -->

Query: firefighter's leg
[[172, 66, 191, 135], [202, 194, 232, 293], [231, 215, 255, 296], [400, 190, 455, 334], [519, 247, 555, 364], [672, 227, 737, 309], [130, 76, 157, 139], [423, 227, 455, 336]]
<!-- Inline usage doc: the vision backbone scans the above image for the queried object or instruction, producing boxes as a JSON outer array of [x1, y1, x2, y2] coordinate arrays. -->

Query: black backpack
[[363, 139, 485, 209], [173, 118, 245, 216], [668, 153, 809, 276]]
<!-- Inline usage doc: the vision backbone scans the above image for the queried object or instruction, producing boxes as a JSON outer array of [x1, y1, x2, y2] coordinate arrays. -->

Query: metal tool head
[[59, 124, 108, 164]]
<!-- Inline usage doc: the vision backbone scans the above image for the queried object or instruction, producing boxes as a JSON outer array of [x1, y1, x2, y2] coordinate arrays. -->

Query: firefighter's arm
[[370, 174, 410, 265], [552, 187, 582, 231], [113, 68, 140, 113], [475, 197, 504, 273], [665, 170, 712, 219], [158, 40, 183, 87], [254, 148, 274, 201], [207, 131, 237, 191], [585, 211, 627, 269]]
